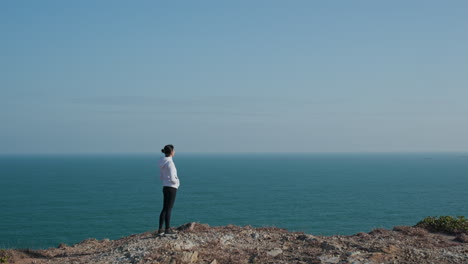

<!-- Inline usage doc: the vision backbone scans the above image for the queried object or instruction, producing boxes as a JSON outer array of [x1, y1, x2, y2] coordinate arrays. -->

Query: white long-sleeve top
[[158, 156, 180, 189]]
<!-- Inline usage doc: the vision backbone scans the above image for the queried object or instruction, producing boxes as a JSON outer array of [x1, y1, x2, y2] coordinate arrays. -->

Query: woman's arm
[[167, 162, 179, 183]]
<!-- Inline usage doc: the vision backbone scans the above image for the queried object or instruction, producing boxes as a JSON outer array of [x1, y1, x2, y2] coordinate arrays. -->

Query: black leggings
[[159, 186, 177, 230]]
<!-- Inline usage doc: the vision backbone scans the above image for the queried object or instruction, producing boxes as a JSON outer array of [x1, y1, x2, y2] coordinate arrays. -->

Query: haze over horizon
[[1, 1, 468, 154]]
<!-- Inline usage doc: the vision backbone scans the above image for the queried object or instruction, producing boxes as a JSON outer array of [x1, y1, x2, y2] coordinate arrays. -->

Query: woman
[[157, 144, 180, 235]]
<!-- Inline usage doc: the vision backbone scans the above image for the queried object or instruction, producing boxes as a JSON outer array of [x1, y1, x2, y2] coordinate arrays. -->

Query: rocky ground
[[3, 222, 467, 264]]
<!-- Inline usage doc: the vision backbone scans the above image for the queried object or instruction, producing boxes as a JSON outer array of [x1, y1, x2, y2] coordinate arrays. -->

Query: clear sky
[[1, 1, 467, 154]]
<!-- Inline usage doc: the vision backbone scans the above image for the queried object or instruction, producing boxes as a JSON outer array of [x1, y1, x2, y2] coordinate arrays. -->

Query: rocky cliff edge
[[2, 222, 467, 264]]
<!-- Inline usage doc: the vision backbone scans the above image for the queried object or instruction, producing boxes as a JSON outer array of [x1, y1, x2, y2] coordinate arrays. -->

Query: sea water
[[1, 153, 467, 249]]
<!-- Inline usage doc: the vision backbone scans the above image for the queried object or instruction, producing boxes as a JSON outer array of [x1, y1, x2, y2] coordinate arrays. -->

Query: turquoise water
[[1, 153, 467, 249]]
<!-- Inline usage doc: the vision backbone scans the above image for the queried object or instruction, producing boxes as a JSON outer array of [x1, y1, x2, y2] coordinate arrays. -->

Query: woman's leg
[[159, 187, 171, 230], [164, 187, 177, 229], [159, 187, 177, 230]]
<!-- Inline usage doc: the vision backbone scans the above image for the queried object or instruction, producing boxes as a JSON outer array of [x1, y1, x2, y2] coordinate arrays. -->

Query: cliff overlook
[[2, 218, 467, 264]]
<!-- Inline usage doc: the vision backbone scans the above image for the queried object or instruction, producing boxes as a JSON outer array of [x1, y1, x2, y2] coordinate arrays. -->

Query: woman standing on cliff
[[157, 144, 180, 236]]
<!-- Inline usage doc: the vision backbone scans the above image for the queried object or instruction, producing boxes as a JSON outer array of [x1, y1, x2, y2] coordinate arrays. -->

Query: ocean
[[1, 153, 467, 249]]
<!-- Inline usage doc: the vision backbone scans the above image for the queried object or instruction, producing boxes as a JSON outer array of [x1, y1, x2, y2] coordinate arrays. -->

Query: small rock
[[251, 232, 260, 239], [346, 251, 361, 257], [381, 245, 399, 254], [369, 228, 388, 235], [181, 251, 198, 263], [321, 241, 342, 251], [173, 243, 182, 251], [172, 240, 196, 251], [178, 222, 197, 232], [249, 253, 259, 263], [79, 238, 98, 245], [57, 243, 67, 249], [347, 251, 364, 264], [355, 232, 370, 239], [209, 260, 218, 264], [454, 233, 468, 243], [297, 234, 318, 242], [267, 248, 283, 257], [318, 254, 340, 264], [220, 235, 234, 245], [368, 252, 391, 263], [182, 241, 196, 250]]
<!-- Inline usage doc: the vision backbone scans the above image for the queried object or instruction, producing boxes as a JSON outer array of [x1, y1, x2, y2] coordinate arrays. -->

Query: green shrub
[[416, 216, 467, 235], [0, 249, 10, 263]]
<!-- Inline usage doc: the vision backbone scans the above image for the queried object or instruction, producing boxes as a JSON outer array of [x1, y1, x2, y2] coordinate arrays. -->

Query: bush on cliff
[[416, 216, 467, 235], [0, 249, 11, 263]]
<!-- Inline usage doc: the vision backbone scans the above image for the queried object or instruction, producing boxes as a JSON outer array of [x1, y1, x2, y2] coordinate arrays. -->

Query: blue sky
[[1, 1, 467, 154]]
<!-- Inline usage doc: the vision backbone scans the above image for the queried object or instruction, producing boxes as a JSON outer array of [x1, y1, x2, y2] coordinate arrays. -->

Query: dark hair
[[161, 144, 174, 157]]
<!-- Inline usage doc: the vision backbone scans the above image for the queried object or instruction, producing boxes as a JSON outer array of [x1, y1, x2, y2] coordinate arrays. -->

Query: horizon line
[[1, 151, 468, 156]]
